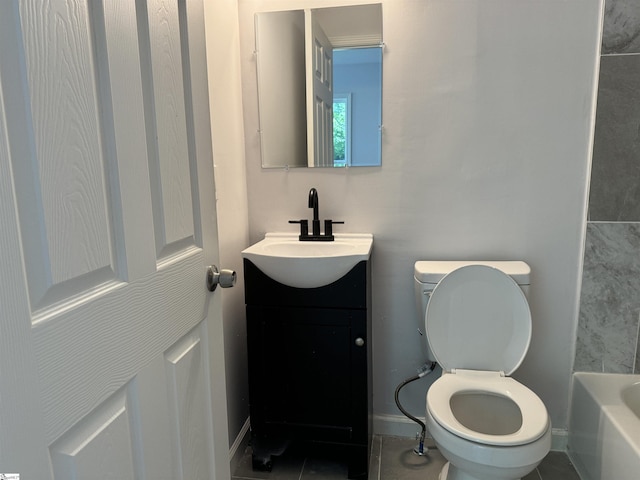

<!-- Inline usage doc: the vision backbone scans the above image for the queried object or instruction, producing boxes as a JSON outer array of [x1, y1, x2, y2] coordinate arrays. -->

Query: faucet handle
[[323, 219, 344, 238], [288, 219, 309, 238]]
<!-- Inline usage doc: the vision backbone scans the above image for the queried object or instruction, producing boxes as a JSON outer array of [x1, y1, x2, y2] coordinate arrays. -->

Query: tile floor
[[232, 435, 580, 480]]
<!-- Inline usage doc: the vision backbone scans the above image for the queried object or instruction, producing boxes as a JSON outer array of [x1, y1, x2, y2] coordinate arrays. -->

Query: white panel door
[[0, 1, 229, 479], [306, 10, 334, 167]]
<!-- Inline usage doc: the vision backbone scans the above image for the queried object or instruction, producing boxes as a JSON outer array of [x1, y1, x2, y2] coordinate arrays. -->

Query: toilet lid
[[425, 265, 531, 375]]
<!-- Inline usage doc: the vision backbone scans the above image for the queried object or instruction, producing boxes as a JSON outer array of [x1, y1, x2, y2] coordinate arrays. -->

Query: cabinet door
[[247, 306, 366, 440]]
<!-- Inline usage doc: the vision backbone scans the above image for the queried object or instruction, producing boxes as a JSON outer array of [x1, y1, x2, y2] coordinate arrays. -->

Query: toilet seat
[[427, 370, 549, 446], [424, 265, 549, 447], [425, 264, 532, 375]]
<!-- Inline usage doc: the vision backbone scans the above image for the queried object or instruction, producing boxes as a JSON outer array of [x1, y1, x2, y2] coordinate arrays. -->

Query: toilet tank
[[413, 261, 531, 363]]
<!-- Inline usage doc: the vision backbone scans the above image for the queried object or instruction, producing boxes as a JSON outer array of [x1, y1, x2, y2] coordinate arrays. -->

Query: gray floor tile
[[377, 436, 445, 480], [536, 451, 581, 480], [301, 456, 348, 479], [232, 444, 305, 480], [232, 435, 579, 480], [522, 468, 542, 480]]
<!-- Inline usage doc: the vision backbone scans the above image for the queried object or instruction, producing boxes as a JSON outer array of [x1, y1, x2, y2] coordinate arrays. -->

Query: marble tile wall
[[575, 0, 640, 373], [575, 224, 640, 372]]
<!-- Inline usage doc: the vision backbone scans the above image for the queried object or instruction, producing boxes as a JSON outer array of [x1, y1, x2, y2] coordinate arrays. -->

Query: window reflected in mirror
[[333, 47, 382, 168], [333, 93, 350, 167]]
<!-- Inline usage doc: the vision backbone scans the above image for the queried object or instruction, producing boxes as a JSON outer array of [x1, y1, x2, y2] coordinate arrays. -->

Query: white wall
[[203, 0, 251, 447], [238, 0, 603, 433]]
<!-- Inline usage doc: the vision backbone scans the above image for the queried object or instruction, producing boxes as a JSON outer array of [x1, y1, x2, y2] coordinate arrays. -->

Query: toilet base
[[439, 462, 449, 480], [439, 461, 523, 480], [427, 404, 550, 480]]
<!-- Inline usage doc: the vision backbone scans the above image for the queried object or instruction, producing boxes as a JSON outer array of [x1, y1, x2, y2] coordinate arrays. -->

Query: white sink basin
[[241, 232, 373, 288]]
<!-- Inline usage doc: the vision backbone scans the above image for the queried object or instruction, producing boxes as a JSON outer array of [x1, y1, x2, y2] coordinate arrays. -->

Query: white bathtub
[[568, 372, 640, 480]]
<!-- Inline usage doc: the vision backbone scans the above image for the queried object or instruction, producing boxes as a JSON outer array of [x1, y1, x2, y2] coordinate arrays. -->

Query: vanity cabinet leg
[[250, 434, 290, 473], [347, 444, 368, 480], [251, 454, 273, 472]]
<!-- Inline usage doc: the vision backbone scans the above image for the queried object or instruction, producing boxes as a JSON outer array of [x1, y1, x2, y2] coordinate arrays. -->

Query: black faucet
[[289, 188, 343, 241], [309, 187, 320, 236]]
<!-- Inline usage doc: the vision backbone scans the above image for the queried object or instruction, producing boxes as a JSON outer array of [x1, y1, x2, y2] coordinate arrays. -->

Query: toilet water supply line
[[394, 361, 437, 456]]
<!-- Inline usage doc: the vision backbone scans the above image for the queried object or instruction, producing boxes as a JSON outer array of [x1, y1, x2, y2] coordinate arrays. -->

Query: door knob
[[206, 265, 236, 291]]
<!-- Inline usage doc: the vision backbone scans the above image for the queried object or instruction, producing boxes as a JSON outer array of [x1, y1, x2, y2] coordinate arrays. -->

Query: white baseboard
[[373, 413, 426, 438], [373, 414, 568, 452], [550, 428, 568, 452], [229, 417, 251, 475]]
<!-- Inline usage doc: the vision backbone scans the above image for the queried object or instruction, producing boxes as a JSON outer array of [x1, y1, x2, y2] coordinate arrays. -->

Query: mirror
[[255, 4, 383, 168]]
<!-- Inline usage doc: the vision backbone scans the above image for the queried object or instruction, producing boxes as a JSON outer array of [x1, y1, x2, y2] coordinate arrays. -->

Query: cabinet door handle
[[355, 337, 365, 347]]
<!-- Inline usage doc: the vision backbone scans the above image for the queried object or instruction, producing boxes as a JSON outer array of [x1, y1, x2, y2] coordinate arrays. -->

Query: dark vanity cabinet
[[244, 258, 372, 479]]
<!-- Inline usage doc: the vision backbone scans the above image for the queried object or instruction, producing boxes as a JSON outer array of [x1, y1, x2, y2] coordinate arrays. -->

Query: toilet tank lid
[[414, 261, 530, 285]]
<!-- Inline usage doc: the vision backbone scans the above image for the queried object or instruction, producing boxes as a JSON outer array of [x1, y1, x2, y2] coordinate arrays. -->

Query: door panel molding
[[34, 248, 206, 443], [49, 386, 139, 480]]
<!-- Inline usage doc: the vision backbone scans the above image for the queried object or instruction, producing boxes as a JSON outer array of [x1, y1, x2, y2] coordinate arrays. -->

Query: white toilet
[[414, 261, 551, 480]]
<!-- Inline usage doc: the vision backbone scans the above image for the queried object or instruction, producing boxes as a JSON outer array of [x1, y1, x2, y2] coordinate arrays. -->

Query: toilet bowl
[[415, 263, 551, 480]]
